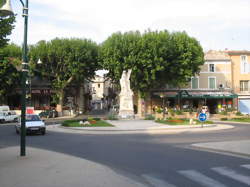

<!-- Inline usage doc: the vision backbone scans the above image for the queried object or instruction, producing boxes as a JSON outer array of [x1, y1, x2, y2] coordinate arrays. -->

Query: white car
[[0, 111, 19, 123], [15, 114, 46, 135]]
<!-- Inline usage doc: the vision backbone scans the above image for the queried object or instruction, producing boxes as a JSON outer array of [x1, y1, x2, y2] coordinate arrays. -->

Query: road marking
[[212, 167, 250, 185], [178, 170, 227, 187], [241, 164, 250, 170], [142, 174, 177, 187]]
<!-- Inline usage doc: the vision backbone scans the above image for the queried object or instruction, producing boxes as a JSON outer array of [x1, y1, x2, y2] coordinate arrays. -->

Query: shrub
[[221, 117, 228, 121], [236, 111, 243, 116], [156, 107, 163, 113], [219, 111, 228, 115], [168, 109, 175, 116], [107, 114, 118, 120], [175, 110, 183, 115], [144, 114, 155, 120]]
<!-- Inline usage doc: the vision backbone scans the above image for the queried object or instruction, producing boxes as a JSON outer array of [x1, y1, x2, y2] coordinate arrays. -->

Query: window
[[241, 55, 248, 74], [208, 77, 216, 89], [240, 81, 249, 91], [209, 64, 215, 72], [191, 77, 199, 89]]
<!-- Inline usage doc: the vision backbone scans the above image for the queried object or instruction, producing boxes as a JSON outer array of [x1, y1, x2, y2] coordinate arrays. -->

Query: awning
[[153, 91, 238, 99]]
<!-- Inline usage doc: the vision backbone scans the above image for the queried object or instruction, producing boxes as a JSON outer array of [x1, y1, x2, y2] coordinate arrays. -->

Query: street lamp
[[0, 0, 29, 156]]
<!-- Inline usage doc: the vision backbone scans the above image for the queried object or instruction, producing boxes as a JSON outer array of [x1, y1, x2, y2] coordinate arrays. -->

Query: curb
[[192, 143, 250, 158], [46, 124, 234, 134]]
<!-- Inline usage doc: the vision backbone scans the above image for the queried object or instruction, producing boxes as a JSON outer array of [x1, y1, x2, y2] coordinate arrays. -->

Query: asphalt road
[[1, 122, 250, 187]]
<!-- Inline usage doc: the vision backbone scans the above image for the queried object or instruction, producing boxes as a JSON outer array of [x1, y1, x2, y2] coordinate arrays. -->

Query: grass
[[62, 119, 114, 127], [229, 117, 250, 123], [155, 118, 214, 125]]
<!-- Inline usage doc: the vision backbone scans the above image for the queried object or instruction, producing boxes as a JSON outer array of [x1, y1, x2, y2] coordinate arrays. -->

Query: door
[[238, 99, 250, 114]]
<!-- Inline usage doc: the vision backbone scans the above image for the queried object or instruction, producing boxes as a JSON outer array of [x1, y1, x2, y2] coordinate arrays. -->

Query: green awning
[[153, 91, 238, 99]]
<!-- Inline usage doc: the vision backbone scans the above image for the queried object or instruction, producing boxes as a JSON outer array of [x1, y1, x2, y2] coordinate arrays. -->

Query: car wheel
[[41, 130, 46, 135]]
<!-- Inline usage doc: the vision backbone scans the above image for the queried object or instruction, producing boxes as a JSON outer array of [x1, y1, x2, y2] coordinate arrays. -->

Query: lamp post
[[0, 0, 29, 156]]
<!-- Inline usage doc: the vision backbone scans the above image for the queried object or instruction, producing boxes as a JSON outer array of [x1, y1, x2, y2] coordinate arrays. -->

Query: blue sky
[[8, 0, 250, 51]]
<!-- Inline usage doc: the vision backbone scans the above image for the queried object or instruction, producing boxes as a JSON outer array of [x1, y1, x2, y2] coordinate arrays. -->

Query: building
[[142, 50, 237, 116], [90, 75, 105, 110], [227, 50, 250, 114]]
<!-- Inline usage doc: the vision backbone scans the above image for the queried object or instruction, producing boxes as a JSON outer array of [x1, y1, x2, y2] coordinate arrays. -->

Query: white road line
[[178, 170, 227, 187], [241, 164, 250, 170], [212, 167, 250, 185], [142, 174, 177, 187]]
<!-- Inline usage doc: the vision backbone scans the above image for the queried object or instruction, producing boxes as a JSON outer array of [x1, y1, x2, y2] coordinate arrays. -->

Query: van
[[0, 106, 10, 112], [0, 106, 19, 123]]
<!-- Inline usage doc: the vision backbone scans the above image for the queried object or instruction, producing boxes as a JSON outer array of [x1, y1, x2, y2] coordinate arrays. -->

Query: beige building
[[90, 75, 105, 110], [228, 50, 250, 114], [146, 50, 237, 115]]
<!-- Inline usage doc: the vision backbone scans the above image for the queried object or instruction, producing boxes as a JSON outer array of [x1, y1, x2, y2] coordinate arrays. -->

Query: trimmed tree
[[100, 30, 204, 96], [29, 38, 100, 115], [0, 43, 22, 104]]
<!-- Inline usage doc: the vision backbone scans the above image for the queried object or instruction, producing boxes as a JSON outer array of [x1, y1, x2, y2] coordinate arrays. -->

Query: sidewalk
[[0, 146, 146, 187], [192, 140, 250, 157]]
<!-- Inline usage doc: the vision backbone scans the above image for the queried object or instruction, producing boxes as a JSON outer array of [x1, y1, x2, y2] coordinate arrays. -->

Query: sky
[[8, 0, 250, 51]]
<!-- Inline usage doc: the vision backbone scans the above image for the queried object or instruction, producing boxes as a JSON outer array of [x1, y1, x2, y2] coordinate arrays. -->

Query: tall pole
[[20, 0, 29, 157]]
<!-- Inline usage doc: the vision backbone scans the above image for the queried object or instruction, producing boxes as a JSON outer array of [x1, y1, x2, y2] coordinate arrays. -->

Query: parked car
[[39, 109, 58, 118], [0, 111, 19, 123], [15, 114, 46, 135]]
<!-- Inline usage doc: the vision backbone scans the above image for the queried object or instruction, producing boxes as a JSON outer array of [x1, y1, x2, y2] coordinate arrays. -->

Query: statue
[[120, 69, 132, 94], [118, 69, 134, 118]]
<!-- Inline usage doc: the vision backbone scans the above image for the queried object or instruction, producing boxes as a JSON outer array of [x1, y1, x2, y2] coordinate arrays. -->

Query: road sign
[[198, 113, 207, 122]]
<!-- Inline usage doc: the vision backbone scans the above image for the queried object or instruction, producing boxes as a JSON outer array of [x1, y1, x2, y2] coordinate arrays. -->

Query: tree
[[100, 30, 204, 97], [0, 0, 15, 48], [0, 43, 22, 104], [29, 38, 100, 114]]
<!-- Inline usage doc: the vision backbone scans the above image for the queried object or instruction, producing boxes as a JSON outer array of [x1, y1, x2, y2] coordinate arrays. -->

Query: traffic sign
[[198, 113, 207, 122]]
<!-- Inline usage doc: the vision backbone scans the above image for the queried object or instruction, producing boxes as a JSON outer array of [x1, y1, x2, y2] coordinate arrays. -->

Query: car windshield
[[26, 115, 41, 121]]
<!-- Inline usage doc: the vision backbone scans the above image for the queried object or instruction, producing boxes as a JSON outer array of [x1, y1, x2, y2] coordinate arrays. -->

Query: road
[[0, 122, 250, 187]]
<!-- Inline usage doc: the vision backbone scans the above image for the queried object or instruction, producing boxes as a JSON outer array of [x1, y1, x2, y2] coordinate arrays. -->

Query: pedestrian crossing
[[141, 164, 250, 187]]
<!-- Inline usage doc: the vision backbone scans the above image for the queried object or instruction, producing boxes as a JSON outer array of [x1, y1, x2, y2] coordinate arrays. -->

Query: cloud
[[8, 0, 250, 50]]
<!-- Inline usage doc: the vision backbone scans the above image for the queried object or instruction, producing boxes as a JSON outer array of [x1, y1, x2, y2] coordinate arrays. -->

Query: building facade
[[228, 50, 250, 114]]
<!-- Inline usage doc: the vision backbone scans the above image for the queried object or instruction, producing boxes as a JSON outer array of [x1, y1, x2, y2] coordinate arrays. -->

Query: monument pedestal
[[118, 93, 134, 119]]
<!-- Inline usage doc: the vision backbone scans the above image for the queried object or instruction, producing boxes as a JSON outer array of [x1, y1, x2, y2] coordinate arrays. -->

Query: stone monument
[[118, 69, 134, 119]]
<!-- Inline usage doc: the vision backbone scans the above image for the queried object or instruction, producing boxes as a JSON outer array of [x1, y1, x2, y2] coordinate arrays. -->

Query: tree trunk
[[137, 91, 145, 118], [56, 90, 64, 117], [79, 84, 85, 114]]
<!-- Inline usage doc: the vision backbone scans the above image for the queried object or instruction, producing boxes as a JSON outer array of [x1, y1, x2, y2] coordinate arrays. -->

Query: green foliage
[[236, 111, 243, 116], [175, 110, 183, 115], [168, 108, 175, 116], [0, 11, 15, 48], [231, 118, 250, 122], [0, 43, 22, 104], [100, 30, 204, 96], [219, 111, 228, 115], [144, 114, 155, 120], [220, 118, 228, 121], [29, 38, 100, 105], [156, 107, 163, 113], [62, 119, 113, 127], [107, 113, 118, 120]]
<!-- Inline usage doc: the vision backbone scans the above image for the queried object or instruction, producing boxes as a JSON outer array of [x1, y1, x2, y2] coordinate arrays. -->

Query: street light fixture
[[0, 0, 29, 156]]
